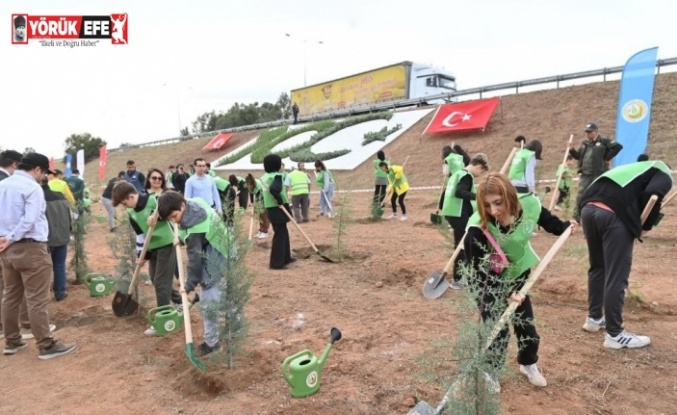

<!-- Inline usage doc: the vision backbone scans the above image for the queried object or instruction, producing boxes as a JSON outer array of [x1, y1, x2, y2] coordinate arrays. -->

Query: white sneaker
[[144, 326, 157, 336], [582, 316, 606, 332], [519, 363, 547, 387], [387, 214, 396, 219], [400, 215, 408, 221], [483, 372, 501, 394], [603, 330, 651, 349], [450, 280, 467, 290], [257, 232, 268, 239]]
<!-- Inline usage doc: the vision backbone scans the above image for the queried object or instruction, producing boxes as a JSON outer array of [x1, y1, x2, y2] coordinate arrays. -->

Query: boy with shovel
[[157, 191, 236, 357], [111, 182, 182, 336]]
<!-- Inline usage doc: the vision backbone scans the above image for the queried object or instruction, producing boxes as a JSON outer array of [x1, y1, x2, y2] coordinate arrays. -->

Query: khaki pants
[[0, 241, 54, 349], [0, 266, 30, 330]]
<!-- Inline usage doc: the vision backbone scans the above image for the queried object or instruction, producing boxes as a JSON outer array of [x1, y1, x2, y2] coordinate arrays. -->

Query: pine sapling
[[332, 179, 353, 262], [69, 211, 89, 284]]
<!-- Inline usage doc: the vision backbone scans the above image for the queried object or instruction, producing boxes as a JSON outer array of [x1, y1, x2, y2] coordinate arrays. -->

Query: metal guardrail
[[108, 57, 677, 153]]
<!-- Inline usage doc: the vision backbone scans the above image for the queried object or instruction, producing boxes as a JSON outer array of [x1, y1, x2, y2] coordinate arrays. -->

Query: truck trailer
[[290, 61, 457, 116]]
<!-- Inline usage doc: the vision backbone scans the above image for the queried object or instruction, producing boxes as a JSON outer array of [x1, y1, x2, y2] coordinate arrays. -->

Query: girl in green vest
[[508, 139, 542, 194], [579, 160, 672, 350], [314, 160, 334, 218], [463, 172, 575, 392], [373, 150, 390, 206], [438, 144, 471, 218], [263, 155, 295, 269], [381, 162, 409, 221], [245, 174, 270, 238], [440, 154, 489, 289]]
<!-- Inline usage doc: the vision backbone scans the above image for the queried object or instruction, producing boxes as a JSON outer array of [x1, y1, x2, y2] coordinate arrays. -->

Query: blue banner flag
[[614, 47, 658, 166], [65, 153, 72, 177]]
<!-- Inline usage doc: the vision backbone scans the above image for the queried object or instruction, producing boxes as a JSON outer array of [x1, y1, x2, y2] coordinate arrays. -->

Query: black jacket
[[569, 135, 623, 176], [579, 167, 672, 239], [266, 175, 291, 224]]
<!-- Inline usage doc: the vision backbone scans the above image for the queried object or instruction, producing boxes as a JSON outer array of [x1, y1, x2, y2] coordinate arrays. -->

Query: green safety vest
[[251, 179, 265, 213], [288, 170, 310, 196], [470, 183, 478, 212], [556, 165, 572, 190], [208, 170, 216, 177], [178, 198, 234, 259], [214, 176, 230, 192], [466, 193, 542, 280], [508, 149, 535, 181], [442, 169, 470, 217], [262, 172, 289, 208], [374, 159, 390, 178], [444, 153, 465, 176], [593, 160, 673, 188], [316, 170, 333, 189], [127, 194, 174, 250]]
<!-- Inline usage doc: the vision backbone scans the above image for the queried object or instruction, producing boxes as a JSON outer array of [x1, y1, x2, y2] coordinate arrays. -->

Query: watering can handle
[[146, 305, 176, 324], [281, 349, 313, 383]]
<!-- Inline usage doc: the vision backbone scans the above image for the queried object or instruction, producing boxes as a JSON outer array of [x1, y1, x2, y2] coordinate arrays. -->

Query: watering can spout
[[318, 327, 342, 369]]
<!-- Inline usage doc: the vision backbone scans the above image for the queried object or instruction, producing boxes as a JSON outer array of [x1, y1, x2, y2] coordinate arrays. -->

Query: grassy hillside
[[83, 72, 677, 190]]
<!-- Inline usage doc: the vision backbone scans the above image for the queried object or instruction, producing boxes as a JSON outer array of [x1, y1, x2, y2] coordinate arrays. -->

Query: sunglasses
[[150, 176, 163, 181]]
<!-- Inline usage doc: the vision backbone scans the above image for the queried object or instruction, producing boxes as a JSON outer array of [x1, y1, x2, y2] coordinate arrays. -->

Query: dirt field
[[1, 187, 675, 415]]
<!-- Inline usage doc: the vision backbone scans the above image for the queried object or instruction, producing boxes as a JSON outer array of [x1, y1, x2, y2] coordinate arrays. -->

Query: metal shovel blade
[[407, 401, 435, 415], [112, 291, 138, 317], [422, 271, 449, 299], [430, 212, 442, 225]]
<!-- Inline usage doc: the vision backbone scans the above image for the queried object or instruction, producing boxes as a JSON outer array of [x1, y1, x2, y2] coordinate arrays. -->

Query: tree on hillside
[[277, 92, 292, 119], [180, 127, 190, 137], [64, 133, 106, 163]]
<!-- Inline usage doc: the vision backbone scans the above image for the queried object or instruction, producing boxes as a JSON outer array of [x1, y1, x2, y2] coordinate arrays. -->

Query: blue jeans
[[319, 185, 334, 215], [50, 245, 68, 299]]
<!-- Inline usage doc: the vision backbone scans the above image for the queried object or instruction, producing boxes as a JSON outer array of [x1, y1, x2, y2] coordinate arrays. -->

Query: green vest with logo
[[466, 193, 542, 280], [178, 198, 234, 259], [127, 194, 174, 250], [288, 170, 310, 196], [444, 153, 465, 176], [508, 149, 535, 181], [262, 172, 289, 208], [593, 160, 673, 188], [374, 159, 390, 178], [556, 165, 572, 190], [214, 176, 230, 192], [442, 170, 470, 217], [316, 170, 333, 189]]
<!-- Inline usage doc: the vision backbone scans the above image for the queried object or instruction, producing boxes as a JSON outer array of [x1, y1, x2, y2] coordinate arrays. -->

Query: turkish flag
[[98, 145, 107, 181], [424, 97, 500, 134], [202, 133, 234, 152]]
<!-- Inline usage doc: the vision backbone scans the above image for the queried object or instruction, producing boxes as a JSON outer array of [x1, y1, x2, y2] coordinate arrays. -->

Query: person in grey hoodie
[[41, 178, 72, 301]]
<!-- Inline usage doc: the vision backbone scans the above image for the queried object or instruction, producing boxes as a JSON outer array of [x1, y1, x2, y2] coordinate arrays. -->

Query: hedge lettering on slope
[[361, 123, 402, 146], [217, 125, 289, 166]]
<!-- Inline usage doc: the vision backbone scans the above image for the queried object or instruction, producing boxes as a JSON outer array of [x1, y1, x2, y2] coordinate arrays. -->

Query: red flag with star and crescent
[[424, 97, 501, 134], [98, 145, 107, 181]]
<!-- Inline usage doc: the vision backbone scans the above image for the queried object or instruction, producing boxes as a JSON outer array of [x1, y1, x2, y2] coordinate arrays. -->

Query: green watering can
[[146, 305, 183, 336], [85, 273, 114, 297], [282, 327, 342, 398]]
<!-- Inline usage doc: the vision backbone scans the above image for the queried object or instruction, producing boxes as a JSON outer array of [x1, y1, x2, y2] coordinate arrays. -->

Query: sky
[[1, 0, 677, 159]]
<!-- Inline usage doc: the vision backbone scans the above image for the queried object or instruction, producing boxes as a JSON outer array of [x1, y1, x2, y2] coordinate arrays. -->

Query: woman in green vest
[[438, 144, 471, 212], [214, 176, 236, 227], [245, 173, 269, 238], [314, 160, 334, 218], [439, 154, 489, 289], [373, 150, 390, 207], [263, 154, 295, 270], [508, 139, 542, 194], [463, 172, 575, 392], [579, 160, 672, 350]]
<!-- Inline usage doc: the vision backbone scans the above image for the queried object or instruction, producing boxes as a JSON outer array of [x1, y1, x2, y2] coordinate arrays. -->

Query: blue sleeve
[[8, 187, 43, 243], [525, 156, 536, 191], [212, 181, 222, 212], [184, 179, 193, 199]]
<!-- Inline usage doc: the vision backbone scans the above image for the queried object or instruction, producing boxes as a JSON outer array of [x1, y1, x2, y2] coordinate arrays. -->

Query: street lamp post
[[163, 83, 193, 133], [285, 33, 324, 86]]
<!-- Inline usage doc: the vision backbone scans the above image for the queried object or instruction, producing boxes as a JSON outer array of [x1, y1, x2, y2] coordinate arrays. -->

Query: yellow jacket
[[49, 179, 75, 206], [387, 165, 409, 195]]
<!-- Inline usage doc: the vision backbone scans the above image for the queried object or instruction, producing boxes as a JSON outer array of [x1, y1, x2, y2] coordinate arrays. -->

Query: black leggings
[[374, 184, 388, 205], [445, 216, 468, 282], [390, 191, 407, 214]]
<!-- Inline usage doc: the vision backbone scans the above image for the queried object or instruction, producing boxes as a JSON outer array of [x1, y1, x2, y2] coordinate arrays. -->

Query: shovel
[[173, 223, 207, 373], [422, 231, 467, 299], [320, 189, 335, 217], [409, 226, 573, 415], [248, 205, 255, 240], [112, 209, 159, 317], [548, 134, 574, 211], [279, 206, 335, 263], [379, 155, 411, 209]]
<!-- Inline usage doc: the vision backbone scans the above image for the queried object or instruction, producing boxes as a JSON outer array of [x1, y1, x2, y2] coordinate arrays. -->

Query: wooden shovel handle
[[548, 134, 574, 211], [441, 230, 468, 274], [484, 225, 572, 350], [279, 205, 322, 253], [661, 190, 677, 209], [499, 147, 518, 175], [173, 223, 194, 345], [126, 208, 160, 295], [640, 195, 658, 225]]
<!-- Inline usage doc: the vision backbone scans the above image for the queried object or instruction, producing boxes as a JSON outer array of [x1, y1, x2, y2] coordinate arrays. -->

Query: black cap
[[14, 15, 26, 28], [20, 152, 55, 175], [0, 150, 23, 164], [584, 123, 598, 132]]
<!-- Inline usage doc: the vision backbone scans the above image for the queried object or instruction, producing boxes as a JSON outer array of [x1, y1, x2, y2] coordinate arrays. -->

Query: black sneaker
[[38, 341, 77, 360], [195, 342, 220, 357], [3, 340, 28, 355]]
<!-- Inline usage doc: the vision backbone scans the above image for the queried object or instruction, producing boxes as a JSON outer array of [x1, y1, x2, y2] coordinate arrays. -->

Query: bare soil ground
[[1, 189, 675, 415]]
